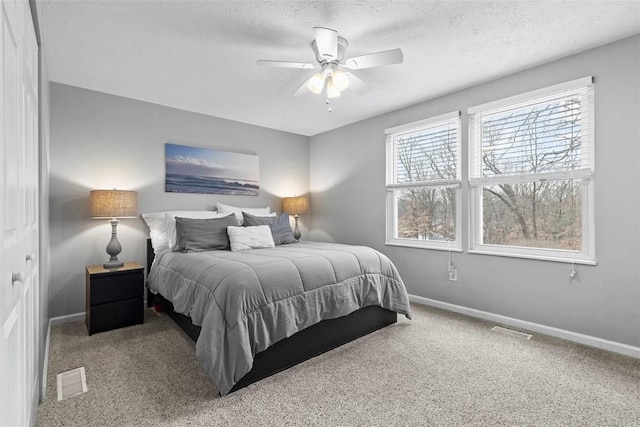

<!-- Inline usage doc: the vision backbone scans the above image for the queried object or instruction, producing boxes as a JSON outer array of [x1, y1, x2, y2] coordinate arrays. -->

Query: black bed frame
[[145, 239, 397, 394]]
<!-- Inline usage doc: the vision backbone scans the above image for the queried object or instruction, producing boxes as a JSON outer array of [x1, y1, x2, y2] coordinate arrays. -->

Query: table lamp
[[282, 196, 309, 240], [90, 189, 137, 268]]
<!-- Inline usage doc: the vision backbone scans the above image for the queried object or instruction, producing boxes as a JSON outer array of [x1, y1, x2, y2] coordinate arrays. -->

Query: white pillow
[[141, 212, 172, 254], [142, 210, 216, 254], [227, 225, 275, 251], [216, 202, 271, 225], [166, 211, 233, 251]]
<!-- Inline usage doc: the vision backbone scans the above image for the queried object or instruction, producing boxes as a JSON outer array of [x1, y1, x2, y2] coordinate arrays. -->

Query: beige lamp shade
[[282, 196, 309, 216], [90, 190, 138, 219]]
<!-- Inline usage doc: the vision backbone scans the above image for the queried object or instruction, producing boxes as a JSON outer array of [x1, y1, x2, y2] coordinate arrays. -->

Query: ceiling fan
[[257, 27, 403, 99]]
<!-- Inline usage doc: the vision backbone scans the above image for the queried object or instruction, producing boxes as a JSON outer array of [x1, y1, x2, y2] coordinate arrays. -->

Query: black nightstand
[[86, 262, 145, 335]]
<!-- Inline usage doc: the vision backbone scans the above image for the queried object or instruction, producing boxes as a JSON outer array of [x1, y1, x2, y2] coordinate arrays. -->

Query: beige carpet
[[36, 304, 640, 426]]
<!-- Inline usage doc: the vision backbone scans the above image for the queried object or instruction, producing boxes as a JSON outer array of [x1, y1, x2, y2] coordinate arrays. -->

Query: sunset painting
[[165, 143, 259, 195]]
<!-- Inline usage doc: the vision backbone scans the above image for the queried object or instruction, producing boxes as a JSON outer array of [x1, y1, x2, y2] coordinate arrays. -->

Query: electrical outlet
[[448, 267, 457, 281]]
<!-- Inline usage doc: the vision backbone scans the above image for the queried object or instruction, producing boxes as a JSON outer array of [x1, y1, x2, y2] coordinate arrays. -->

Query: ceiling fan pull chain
[[326, 98, 332, 112]]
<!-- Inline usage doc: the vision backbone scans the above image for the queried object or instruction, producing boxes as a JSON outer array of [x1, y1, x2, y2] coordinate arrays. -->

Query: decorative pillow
[[227, 225, 275, 251], [242, 212, 297, 245], [166, 211, 231, 251], [216, 202, 271, 225], [142, 210, 211, 254], [175, 214, 238, 252]]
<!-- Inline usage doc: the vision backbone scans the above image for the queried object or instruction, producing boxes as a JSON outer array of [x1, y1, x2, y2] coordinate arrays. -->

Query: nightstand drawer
[[90, 270, 144, 305], [86, 262, 145, 335], [88, 298, 144, 334]]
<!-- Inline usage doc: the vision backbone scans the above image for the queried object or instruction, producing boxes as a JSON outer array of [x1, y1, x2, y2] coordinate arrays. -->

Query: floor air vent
[[56, 367, 88, 401], [491, 326, 533, 340]]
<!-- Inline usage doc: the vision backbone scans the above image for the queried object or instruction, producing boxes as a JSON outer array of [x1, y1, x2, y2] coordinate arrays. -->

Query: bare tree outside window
[[397, 187, 456, 240], [483, 180, 582, 250], [395, 125, 457, 240], [480, 99, 583, 250]]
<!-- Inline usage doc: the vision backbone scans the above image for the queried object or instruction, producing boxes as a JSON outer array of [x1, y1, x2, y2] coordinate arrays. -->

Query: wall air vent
[[56, 367, 88, 401], [491, 326, 533, 340]]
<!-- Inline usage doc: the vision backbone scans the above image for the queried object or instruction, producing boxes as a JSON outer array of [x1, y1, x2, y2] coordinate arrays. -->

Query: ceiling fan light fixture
[[331, 69, 349, 91], [258, 27, 403, 98], [307, 72, 326, 94], [326, 77, 341, 99]]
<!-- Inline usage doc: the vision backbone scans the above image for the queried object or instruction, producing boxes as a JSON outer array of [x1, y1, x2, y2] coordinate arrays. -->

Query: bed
[[144, 208, 411, 395]]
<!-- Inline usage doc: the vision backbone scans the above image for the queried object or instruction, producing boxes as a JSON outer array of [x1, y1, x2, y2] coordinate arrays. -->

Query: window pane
[[396, 187, 456, 241], [481, 91, 587, 177], [395, 121, 458, 184], [482, 179, 582, 250]]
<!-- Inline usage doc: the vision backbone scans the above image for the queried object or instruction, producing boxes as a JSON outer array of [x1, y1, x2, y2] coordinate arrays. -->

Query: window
[[385, 111, 461, 250], [468, 77, 595, 263]]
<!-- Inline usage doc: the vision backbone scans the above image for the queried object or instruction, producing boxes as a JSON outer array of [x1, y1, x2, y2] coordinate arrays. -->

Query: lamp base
[[103, 260, 124, 269], [293, 215, 301, 240], [104, 219, 124, 269]]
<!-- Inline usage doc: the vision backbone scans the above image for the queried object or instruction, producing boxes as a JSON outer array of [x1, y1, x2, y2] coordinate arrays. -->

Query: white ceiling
[[41, 0, 640, 136]]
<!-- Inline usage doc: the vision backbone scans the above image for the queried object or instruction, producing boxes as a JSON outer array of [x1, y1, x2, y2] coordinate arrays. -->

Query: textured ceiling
[[41, 0, 640, 136]]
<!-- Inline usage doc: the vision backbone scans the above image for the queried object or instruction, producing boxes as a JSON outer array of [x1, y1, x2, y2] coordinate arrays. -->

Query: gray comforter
[[148, 241, 411, 395]]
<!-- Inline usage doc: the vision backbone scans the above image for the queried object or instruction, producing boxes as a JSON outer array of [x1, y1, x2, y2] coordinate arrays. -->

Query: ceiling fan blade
[[344, 72, 370, 95], [343, 48, 403, 70], [313, 27, 338, 60], [257, 60, 316, 69]]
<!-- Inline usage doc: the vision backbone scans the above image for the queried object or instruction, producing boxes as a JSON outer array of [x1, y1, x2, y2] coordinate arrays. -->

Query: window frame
[[467, 77, 596, 264], [385, 111, 462, 251]]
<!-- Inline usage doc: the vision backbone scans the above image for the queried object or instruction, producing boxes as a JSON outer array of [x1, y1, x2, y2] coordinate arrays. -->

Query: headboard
[[146, 238, 154, 273], [146, 239, 155, 307]]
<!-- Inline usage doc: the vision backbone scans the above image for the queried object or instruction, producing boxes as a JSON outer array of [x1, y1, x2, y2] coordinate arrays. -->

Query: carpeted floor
[[36, 303, 640, 426]]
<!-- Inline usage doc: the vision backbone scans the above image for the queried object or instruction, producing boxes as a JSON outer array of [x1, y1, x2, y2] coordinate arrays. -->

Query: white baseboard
[[409, 294, 640, 359], [50, 312, 85, 325], [40, 312, 85, 401], [40, 319, 51, 401]]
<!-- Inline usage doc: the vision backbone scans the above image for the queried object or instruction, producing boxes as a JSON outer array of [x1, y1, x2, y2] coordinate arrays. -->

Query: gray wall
[[309, 35, 640, 347], [49, 83, 309, 318]]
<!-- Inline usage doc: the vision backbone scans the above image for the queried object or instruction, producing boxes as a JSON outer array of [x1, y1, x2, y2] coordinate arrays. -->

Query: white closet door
[[0, 1, 25, 424], [21, 3, 40, 420], [1, 0, 39, 425]]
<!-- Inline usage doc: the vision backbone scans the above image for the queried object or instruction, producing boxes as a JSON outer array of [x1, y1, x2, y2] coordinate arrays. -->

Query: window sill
[[385, 241, 463, 253], [467, 248, 596, 265]]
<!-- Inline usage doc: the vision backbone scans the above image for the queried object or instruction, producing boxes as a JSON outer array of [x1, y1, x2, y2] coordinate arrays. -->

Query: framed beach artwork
[[165, 143, 259, 196]]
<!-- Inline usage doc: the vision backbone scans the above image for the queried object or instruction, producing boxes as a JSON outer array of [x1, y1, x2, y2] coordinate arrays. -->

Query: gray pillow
[[242, 212, 298, 245], [175, 214, 239, 252]]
